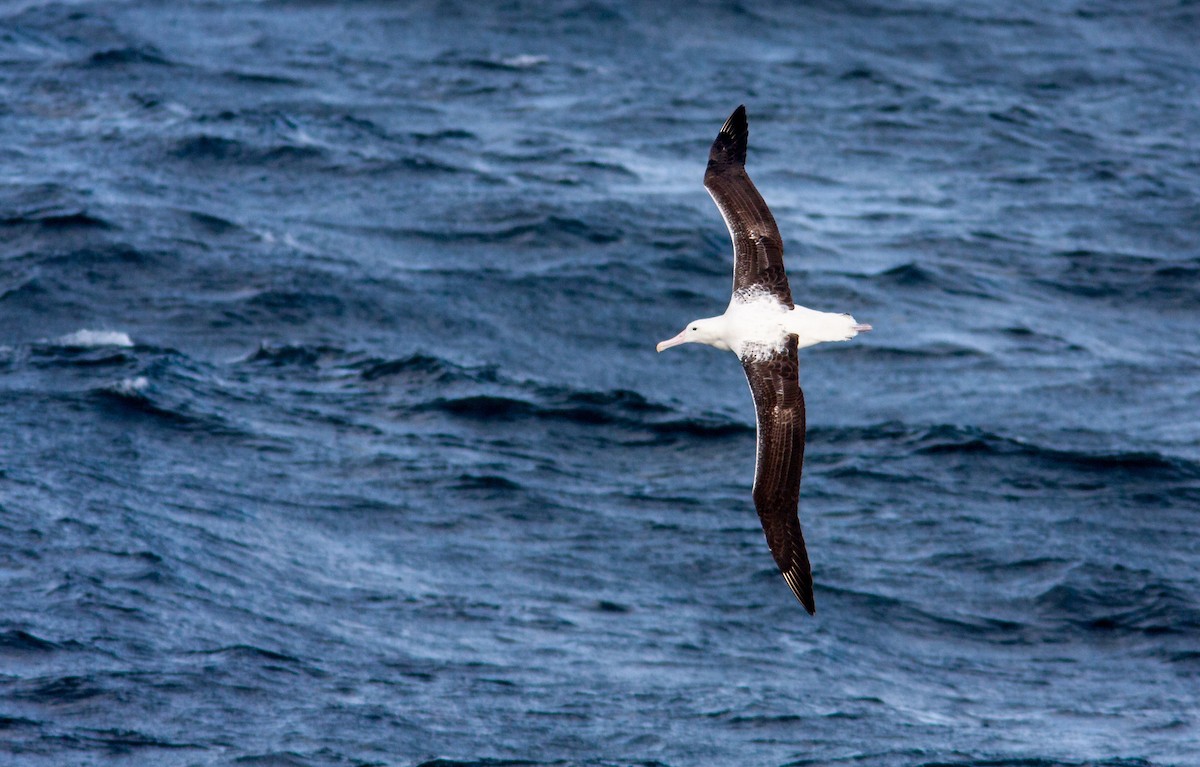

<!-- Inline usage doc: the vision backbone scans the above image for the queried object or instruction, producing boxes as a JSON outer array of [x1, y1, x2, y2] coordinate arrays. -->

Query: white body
[[656, 291, 869, 360]]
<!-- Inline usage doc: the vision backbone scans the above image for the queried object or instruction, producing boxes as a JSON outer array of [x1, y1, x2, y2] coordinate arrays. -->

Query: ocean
[[2, 1, 1198, 765]]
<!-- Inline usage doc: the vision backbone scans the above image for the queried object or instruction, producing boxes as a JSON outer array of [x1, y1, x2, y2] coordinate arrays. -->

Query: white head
[[656, 316, 729, 352]]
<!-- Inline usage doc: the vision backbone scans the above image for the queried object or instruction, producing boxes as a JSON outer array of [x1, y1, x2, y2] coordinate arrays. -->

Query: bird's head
[[656, 316, 728, 352]]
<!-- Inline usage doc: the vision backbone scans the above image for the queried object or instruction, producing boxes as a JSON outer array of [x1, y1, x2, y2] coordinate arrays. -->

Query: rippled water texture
[[2, 1, 1198, 766]]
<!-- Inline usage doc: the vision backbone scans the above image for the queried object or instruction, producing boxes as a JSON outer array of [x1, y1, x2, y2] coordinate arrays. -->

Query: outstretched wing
[[741, 337, 813, 613], [704, 105, 793, 307]]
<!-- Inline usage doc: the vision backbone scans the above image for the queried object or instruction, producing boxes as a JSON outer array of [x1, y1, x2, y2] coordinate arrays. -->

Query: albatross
[[656, 105, 870, 614]]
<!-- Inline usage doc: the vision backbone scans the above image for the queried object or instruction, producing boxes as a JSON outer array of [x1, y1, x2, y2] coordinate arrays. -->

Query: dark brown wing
[[704, 105, 793, 307], [742, 336, 813, 613]]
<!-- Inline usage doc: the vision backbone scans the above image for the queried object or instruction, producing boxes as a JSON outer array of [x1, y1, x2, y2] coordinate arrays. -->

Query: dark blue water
[[2, 1, 1199, 765]]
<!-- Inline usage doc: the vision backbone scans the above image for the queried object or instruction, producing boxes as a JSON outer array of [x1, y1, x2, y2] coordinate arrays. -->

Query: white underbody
[[732, 294, 864, 360], [691, 291, 868, 361]]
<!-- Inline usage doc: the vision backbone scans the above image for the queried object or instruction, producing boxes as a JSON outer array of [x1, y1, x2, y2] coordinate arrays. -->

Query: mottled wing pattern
[[704, 105, 793, 307], [741, 336, 813, 613]]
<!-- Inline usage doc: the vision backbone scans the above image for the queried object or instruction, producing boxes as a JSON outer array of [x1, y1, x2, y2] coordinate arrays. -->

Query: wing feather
[[704, 105, 793, 307], [741, 337, 813, 613]]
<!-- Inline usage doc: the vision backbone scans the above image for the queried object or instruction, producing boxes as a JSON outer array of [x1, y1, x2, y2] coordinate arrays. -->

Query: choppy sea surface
[[2, 1, 1199, 765]]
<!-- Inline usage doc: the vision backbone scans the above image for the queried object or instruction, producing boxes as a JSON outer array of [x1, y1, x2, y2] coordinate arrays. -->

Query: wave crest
[[56, 330, 134, 348]]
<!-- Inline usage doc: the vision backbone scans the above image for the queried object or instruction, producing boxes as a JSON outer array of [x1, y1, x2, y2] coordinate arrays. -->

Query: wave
[[184, 210, 243, 234], [909, 759, 1158, 767], [245, 342, 348, 368], [0, 210, 112, 230], [221, 68, 306, 87], [467, 54, 549, 71], [239, 345, 748, 439], [876, 261, 999, 299], [169, 134, 326, 166], [410, 128, 479, 143], [381, 155, 471, 175], [19, 331, 137, 368], [93, 376, 196, 426], [54, 329, 134, 348], [27, 244, 162, 273], [0, 630, 61, 653], [908, 424, 1200, 480], [240, 289, 351, 325], [820, 584, 1029, 644], [396, 214, 624, 247], [812, 422, 1200, 482], [415, 760, 557, 767], [193, 644, 307, 665], [73, 729, 202, 754], [87, 362, 252, 440], [1038, 250, 1200, 309], [241, 346, 460, 381], [85, 45, 172, 67], [22, 342, 134, 373], [1034, 564, 1200, 637], [228, 753, 325, 767], [833, 341, 986, 360], [418, 373, 749, 438], [420, 388, 748, 438], [357, 353, 467, 383], [453, 474, 523, 492], [827, 565, 1200, 647], [15, 675, 104, 703]]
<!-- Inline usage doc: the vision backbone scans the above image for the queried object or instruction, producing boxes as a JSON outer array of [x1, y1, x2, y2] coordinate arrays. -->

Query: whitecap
[[501, 54, 547, 69], [57, 330, 134, 348], [110, 376, 149, 395]]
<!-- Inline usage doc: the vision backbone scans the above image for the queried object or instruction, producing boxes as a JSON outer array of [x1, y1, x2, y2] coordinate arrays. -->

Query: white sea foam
[[110, 376, 149, 395], [57, 329, 134, 348], [502, 54, 547, 68]]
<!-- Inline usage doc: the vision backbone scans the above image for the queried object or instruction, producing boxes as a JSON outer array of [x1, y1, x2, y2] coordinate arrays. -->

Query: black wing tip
[[799, 591, 816, 616], [783, 568, 816, 615], [708, 104, 748, 170], [723, 104, 747, 133]]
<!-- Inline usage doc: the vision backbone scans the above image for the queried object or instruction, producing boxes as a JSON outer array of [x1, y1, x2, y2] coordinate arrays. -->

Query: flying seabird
[[657, 105, 870, 614]]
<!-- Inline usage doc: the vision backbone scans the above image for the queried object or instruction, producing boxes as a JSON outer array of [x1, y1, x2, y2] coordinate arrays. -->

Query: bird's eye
[[691, 326, 698, 331]]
